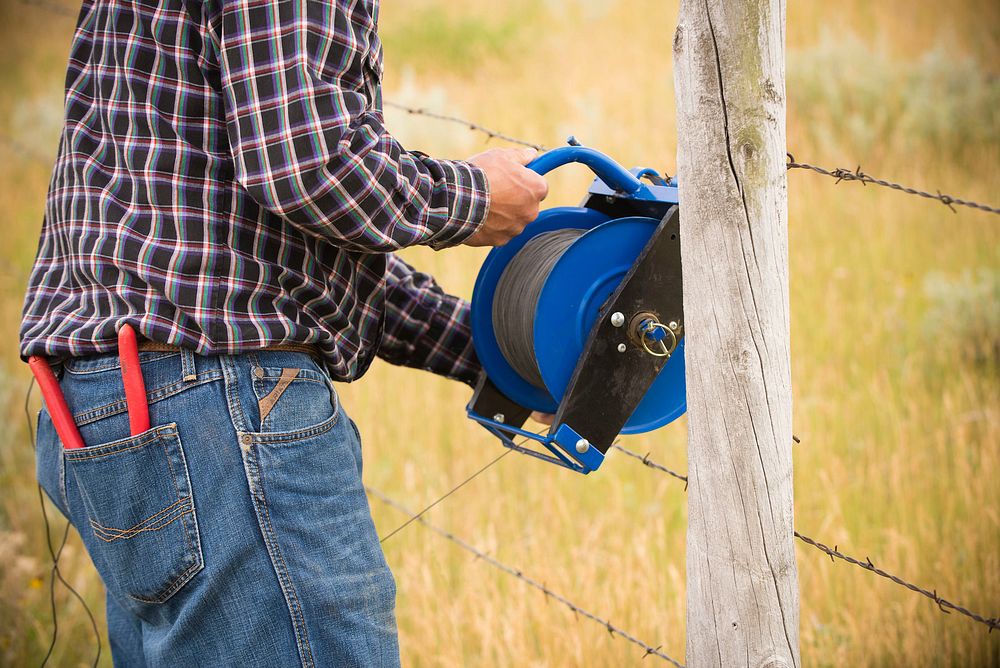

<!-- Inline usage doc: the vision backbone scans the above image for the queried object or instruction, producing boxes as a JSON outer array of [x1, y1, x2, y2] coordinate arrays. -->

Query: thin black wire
[[379, 448, 512, 543], [611, 442, 1000, 633], [369, 486, 685, 666], [25, 379, 102, 668], [383, 100, 547, 151]]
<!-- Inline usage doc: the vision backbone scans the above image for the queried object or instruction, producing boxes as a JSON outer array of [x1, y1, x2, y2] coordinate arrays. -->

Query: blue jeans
[[34, 348, 399, 667]]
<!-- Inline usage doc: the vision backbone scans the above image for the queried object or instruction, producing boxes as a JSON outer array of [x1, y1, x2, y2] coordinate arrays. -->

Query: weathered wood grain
[[673, 1, 799, 666]]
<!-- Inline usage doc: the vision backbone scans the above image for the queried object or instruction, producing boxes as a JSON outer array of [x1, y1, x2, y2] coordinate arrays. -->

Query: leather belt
[[137, 341, 321, 359]]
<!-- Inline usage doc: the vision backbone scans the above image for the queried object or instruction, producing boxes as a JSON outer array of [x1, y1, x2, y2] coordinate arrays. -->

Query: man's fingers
[[513, 147, 539, 165], [533, 173, 550, 200]]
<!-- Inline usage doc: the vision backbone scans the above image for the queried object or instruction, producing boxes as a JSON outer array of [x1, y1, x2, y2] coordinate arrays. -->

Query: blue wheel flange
[[470, 207, 611, 413]]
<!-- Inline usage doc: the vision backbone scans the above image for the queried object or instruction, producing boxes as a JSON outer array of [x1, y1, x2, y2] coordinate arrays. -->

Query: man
[[21, 0, 547, 665]]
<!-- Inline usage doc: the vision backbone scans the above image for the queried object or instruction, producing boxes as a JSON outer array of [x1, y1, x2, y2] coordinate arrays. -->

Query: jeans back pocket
[[64, 423, 203, 615]]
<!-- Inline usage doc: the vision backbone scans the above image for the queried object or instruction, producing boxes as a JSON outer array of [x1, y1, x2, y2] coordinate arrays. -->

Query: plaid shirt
[[20, 0, 490, 385]]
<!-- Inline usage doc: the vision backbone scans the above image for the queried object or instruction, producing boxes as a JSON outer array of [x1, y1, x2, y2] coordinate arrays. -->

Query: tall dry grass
[[0, 0, 997, 666]]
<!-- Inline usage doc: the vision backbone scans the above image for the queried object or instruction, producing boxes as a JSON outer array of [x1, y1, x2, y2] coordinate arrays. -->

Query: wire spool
[[471, 205, 687, 435], [492, 229, 584, 388]]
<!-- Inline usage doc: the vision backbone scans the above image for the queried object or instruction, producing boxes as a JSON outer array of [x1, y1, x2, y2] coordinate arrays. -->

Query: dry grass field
[[1, 1, 998, 666]]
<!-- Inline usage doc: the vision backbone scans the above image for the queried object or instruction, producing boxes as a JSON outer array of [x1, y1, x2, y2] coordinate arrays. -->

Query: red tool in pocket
[[28, 323, 151, 449]]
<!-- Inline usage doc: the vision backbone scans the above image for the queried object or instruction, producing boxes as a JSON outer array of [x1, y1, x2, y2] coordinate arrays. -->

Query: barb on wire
[[792, 532, 999, 632], [611, 442, 1000, 633], [787, 153, 1000, 216], [383, 100, 547, 151], [610, 444, 688, 488], [367, 486, 685, 666]]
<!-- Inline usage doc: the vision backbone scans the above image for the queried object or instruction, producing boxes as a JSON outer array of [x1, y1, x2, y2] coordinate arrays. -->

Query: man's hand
[[530, 412, 555, 426], [465, 148, 549, 247]]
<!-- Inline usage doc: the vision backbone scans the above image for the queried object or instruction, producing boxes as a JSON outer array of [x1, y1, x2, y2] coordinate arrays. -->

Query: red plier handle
[[28, 356, 85, 450], [118, 324, 150, 435], [28, 323, 151, 449]]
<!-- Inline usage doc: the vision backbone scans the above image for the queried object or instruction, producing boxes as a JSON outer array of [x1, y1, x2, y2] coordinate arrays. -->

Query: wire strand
[[368, 486, 685, 666], [379, 448, 512, 543]]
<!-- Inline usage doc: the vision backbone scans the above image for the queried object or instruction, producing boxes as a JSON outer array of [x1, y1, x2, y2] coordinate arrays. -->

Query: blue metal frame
[[466, 410, 605, 474]]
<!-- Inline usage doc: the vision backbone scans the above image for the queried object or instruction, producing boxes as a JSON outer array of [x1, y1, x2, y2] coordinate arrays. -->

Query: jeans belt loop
[[180, 348, 197, 382]]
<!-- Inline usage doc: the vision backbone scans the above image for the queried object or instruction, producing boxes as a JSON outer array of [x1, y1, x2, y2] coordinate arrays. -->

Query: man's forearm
[[217, 0, 489, 253], [378, 255, 479, 385]]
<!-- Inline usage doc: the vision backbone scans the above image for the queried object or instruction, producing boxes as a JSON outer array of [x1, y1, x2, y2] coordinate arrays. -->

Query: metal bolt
[[575, 439, 590, 454], [668, 321, 678, 330], [610, 312, 625, 327], [493, 413, 505, 424], [617, 343, 627, 353]]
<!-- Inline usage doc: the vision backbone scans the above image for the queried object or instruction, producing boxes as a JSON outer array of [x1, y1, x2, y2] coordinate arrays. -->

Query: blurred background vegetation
[[1, 0, 998, 665]]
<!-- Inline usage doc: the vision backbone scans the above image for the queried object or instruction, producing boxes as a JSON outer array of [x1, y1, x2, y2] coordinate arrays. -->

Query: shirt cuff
[[421, 158, 490, 250]]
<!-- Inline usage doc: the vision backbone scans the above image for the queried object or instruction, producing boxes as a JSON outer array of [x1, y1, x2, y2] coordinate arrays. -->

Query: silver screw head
[[575, 438, 590, 453], [668, 321, 678, 330], [610, 311, 625, 327], [617, 343, 627, 353], [493, 413, 505, 423]]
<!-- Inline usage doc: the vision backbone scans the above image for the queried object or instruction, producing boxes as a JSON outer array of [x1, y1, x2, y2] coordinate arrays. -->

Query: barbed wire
[[610, 443, 999, 633], [786, 154, 1000, 216], [367, 486, 685, 666], [383, 101, 547, 151], [792, 532, 999, 632]]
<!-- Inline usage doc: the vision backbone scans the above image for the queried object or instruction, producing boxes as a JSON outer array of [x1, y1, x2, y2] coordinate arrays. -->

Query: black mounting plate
[[553, 205, 683, 452]]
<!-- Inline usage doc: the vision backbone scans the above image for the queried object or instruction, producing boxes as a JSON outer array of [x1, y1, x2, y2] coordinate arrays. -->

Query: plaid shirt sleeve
[[217, 0, 489, 252], [379, 254, 480, 386]]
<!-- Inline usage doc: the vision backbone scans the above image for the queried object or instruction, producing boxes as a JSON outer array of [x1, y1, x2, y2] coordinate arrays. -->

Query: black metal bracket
[[553, 205, 683, 453]]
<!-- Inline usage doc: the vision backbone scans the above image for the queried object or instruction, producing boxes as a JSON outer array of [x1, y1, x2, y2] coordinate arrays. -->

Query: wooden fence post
[[673, 1, 799, 666]]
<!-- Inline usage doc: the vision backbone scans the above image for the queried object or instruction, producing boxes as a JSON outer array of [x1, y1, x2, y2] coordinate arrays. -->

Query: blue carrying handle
[[526, 146, 647, 196]]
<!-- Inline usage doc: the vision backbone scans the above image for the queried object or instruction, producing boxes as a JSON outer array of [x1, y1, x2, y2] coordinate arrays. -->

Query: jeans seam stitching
[[158, 434, 197, 581], [64, 351, 177, 375], [91, 505, 192, 542], [89, 497, 190, 538], [222, 356, 248, 434], [64, 425, 178, 460], [72, 371, 222, 426], [242, 444, 316, 668]]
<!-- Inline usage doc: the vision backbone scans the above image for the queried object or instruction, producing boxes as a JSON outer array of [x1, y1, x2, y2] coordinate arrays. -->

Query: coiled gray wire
[[492, 229, 584, 388]]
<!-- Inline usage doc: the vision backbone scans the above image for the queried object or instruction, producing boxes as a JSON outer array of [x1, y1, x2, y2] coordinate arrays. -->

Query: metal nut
[[610, 312, 625, 328], [575, 439, 590, 453], [493, 413, 505, 423]]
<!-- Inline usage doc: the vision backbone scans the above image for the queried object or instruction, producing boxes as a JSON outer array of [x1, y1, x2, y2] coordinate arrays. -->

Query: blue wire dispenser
[[467, 142, 686, 474]]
